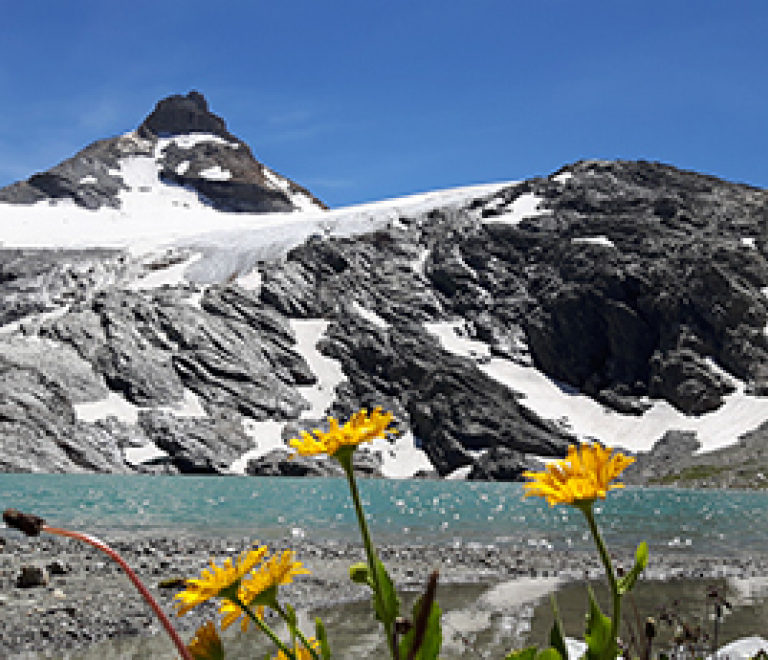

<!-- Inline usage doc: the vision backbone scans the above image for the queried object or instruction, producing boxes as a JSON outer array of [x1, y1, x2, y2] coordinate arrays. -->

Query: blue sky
[[1, 1, 766, 208]]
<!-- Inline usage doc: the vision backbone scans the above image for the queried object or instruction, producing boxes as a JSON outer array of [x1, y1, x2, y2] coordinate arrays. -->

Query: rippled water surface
[[3, 475, 768, 556]]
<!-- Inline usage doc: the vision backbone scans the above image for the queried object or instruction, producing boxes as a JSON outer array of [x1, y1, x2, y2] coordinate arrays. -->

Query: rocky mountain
[[2, 92, 768, 482], [0, 91, 326, 213]]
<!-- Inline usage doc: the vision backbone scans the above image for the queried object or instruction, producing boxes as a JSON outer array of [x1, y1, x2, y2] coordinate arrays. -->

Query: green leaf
[[373, 557, 400, 626], [504, 647, 539, 660], [315, 617, 332, 660], [536, 648, 564, 660], [349, 561, 372, 586], [283, 603, 298, 629], [399, 597, 442, 660], [617, 541, 649, 595], [549, 596, 569, 660], [584, 587, 612, 660]]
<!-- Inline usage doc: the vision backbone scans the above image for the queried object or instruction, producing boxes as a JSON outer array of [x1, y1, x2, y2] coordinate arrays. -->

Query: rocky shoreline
[[2, 530, 768, 658]]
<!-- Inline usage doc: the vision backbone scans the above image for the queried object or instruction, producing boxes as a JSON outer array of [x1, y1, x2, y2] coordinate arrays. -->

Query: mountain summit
[[0, 91, 326, 213], [137, 90, 235, 140]]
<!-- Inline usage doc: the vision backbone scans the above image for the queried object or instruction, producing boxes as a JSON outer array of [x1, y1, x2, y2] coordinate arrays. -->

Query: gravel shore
[[2, 531, 768, 658]]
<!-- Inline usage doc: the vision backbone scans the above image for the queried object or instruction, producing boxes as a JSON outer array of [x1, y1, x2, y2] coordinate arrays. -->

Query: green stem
[[341, 458, 397, 659], [231, 595, 296, 660], [579, 503, 621, 660], [275, 603, 322, 660]]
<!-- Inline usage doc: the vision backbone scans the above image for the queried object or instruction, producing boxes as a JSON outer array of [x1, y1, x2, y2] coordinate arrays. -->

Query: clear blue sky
[[1, 1, 766, 208]]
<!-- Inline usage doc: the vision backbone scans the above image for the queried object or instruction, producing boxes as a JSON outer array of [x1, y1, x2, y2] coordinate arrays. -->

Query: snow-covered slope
[[0, 179, 513, 285]]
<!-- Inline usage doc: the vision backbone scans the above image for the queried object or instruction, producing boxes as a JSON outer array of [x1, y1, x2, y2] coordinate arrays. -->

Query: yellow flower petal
[[524, 443, 634, 507], [289, 407, 396, 458]]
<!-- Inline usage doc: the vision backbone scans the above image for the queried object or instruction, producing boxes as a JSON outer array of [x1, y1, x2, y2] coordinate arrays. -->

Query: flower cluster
[[176, 545, 309, 657]]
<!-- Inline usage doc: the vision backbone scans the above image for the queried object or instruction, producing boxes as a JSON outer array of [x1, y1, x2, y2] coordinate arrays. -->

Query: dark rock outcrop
[[467, 160, 768, 415], [468, 447, 544, 482], [245, 448, 383, 478], [138, 91, 234, 141]]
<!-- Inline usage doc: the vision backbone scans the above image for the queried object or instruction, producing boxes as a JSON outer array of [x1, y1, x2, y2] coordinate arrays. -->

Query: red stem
[[44, 526, 193, 660]]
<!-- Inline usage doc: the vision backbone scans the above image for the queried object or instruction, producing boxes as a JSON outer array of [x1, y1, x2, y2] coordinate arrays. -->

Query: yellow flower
[[289, 407, 396, 458], [523, 443, 635, 506], [176, 546, 268, 616], [187, 621, 224, 660], [220, 549, 310, 631], [274, 637, 320, 660]]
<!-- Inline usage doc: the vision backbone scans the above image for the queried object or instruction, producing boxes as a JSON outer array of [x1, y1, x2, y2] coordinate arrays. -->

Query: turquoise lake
[[3, 475, 768, 557]]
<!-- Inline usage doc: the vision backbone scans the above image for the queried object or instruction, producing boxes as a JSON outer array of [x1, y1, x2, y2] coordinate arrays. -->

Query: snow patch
[[73, 389, 208, 425], [74, 391, 141, 425], [79, 175, 98, 185], [175, 161, 190, 175], [483, 192, 551, 226], [446, 465, 473, 480], [371, 430, 433, 479], [424, 320, 490, 363], [199, 165, 232, 181], [552, 172, 573, 184], [124, 442, 168, 466], [262, 167, 290, 191], [410, 248, 430, 277], [228, 419, 288, 473], [571, 236, 616, 248], [290, 191, 319, 211], [290, 319, 346, 419], [351, 301, 389, 328], [236, 267, 262, 291], [156, 134, 238, 152], [742, 237, 757, 249]]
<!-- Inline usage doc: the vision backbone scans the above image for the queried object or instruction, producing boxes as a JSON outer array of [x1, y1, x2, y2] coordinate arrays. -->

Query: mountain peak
[[0, 91, 327, 213], [138, 91, 234, 141]]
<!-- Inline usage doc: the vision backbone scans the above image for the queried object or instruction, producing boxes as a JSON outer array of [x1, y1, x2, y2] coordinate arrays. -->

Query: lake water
[[3, 474, 768, 557]]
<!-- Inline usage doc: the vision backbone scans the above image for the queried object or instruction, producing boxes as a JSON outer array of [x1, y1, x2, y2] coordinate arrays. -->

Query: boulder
[[138, 410, 251, 475]]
